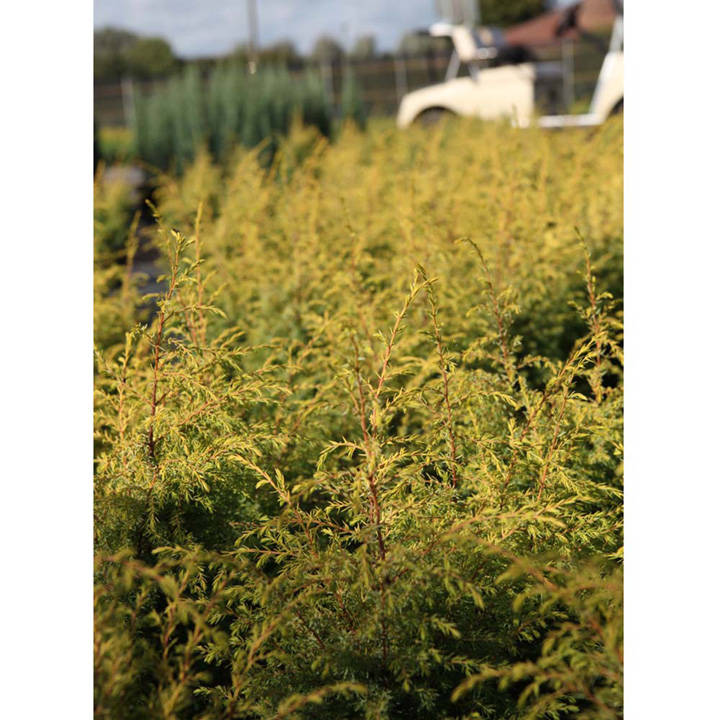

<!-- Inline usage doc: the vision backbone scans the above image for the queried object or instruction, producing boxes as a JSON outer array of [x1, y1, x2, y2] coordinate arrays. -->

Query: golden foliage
[[94, 117, 623, 719]]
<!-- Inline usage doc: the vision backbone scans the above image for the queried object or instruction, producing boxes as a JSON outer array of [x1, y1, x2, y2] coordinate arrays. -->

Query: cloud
[[94, 0, 437, 57]]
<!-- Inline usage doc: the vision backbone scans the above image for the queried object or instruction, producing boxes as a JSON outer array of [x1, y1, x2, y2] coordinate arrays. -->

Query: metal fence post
[[561, 39, 575, 111], [394, 55, 408, 105], [320, 59, 334, 108], [121, 76, 136, 129]]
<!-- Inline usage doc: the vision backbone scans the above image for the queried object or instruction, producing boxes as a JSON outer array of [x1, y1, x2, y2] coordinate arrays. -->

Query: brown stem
[[421, 270, 458, 487], [466, 239, 515, 384], [351, 337, 387, 561], [583, 245, 604, 403], [193, 202, 207, 346], [293, 608, 326, 650], [344, 209, 379, 365], [373, 280, 422, 402], [536, 385, 570, 501], [147, 241, 180, 480], [500, 345, 580, 509]]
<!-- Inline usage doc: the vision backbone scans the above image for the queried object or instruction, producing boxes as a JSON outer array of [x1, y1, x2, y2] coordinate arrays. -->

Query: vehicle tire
[[610, 98, 623, 116], [417, 107, 454, 127]]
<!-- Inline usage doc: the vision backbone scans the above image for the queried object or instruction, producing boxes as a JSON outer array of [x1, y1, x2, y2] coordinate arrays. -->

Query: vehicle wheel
[[417, 108, 453, 127], [610, 98, 623, 116]]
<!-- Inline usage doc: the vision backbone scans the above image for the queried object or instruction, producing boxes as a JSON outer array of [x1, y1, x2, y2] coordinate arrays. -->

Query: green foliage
[[310, 35, 345, 63], [95, 117, 623, 718], [350, 35, 377, 61], [131, 64, 334, 171], [232, 40, 302, 68], [476, 0, 547, 27], [340, 68, 367, 130], [95, 27, 138, 81], [127, 37, 177, 79], [97, 126, 135, 164], [95, 27, 178, 82], [397, 31, 450, 56], [93, 165, 136, 255], [93, 175, 145, 353]]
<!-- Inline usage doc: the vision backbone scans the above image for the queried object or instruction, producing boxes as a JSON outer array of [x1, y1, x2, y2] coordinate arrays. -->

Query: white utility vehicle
[[536, 10, 623, 128], [397, 1, 623, 129]]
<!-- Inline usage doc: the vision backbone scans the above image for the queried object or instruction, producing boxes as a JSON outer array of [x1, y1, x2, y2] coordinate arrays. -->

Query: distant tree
[[231, 40, 301, 68], [261, 40, 301, 67], [230, 42, 251, 64], [397, 32, 449, 57], [310, 35, 345, 64], [94, 27, 178, 81], [126, 37, 177, 79], [349, 35, 377, 60], [477, 0, 547, 27], [94, 27, 138, 81]]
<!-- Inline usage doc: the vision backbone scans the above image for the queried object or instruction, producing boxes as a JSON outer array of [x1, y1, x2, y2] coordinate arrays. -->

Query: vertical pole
[[569, 40, 575, 109], [394, 54, 408, 105], [121, 76, 135, 129], [246, 0, 259, 73], [562, 38, 575, 111], [321, 59, 333, 106]]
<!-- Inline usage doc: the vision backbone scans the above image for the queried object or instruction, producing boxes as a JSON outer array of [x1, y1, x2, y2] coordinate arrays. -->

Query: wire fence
[[94, 39, 608, 128]]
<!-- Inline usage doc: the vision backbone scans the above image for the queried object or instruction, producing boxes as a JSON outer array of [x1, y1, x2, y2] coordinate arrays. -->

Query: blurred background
[[94, 0, 620, 169]]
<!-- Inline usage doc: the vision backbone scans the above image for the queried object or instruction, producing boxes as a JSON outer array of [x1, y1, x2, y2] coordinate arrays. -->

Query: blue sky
[[94, 1, 571, 58], [94, 0, 438, 57]]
